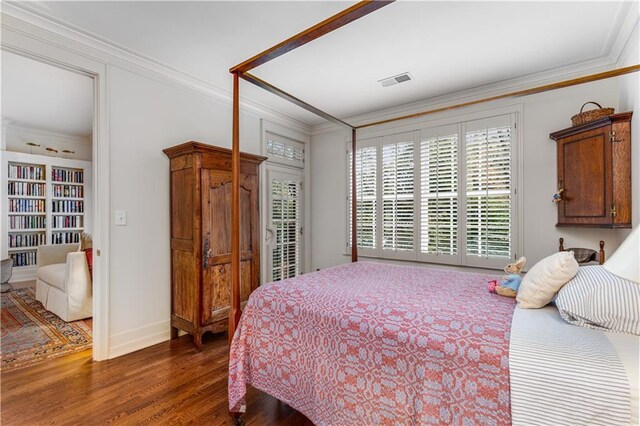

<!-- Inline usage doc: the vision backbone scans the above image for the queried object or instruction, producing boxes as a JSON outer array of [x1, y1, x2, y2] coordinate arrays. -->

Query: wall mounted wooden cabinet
[[163, 141, 266, 350], [550, 112, 632, 228]]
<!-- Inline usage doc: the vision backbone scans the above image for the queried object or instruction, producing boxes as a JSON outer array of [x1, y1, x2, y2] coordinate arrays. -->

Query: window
[[270, 176, 302, 281], [349, 140, 377, 253], [382, 134, 414, 256], [266, 132, 305, 167], [348, 113, 518, 269], [465, 119, 512, 263], [420, 125, 458, 261]]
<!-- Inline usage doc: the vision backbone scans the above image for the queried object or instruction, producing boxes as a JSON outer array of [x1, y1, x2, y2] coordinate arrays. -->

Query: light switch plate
[[115, 210, 127, 226]]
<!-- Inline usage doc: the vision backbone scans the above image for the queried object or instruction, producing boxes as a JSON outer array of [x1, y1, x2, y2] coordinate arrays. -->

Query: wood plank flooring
[[1, 333, 313, 425]]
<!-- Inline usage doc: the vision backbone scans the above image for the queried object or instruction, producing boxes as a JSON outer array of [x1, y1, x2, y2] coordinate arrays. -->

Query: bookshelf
[[1, 151, 92, 282]]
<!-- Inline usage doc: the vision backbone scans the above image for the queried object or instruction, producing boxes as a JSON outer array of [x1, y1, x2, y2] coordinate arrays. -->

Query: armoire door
[[557, 125, 612, 226], [201, 169, 258, 326]]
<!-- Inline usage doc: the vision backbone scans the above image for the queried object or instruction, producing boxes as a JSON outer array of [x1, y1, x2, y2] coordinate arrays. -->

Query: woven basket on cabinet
[[571, 101, 614, 126]]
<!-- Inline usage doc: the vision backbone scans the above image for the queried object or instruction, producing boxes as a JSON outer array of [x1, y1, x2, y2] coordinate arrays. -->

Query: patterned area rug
[[1, 288, 91, 372]]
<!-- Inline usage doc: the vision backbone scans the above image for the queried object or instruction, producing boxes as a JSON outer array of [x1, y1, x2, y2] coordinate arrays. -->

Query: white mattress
[[604, 329, 640, 424], [510, 305, 639, 426]]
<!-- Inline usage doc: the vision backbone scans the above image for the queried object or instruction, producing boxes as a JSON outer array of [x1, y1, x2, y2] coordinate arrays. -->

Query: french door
[[266, 168, 303, 282]]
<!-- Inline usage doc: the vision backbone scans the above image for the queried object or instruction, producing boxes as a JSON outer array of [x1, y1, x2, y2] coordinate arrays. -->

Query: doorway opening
[[1, 50, 96, 371]]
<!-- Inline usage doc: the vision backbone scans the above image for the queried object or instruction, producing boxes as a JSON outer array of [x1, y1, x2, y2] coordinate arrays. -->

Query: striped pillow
[[555, 266, 640, 335]]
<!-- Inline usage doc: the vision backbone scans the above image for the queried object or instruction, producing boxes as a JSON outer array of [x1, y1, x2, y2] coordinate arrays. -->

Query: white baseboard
[[108, 319, 170, 359], [9, 266, 37, 283]]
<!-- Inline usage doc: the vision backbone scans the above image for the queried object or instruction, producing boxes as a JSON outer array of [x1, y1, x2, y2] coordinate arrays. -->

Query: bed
[[228, 261, 638, 425]]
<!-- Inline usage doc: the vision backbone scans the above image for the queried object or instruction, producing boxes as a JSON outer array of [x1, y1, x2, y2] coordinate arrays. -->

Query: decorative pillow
[[555, 266, 640, 335], [83, 248, 93, 279], [79, 232, 93, 251], [517, 251, 579, 308]]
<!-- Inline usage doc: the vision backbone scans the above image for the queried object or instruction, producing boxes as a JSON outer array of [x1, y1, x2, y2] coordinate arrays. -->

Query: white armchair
[[36, 244, 92, 322]]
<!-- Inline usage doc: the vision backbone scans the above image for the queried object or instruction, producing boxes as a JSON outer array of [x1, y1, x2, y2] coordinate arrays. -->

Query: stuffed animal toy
[[488, 257, 527, 298]]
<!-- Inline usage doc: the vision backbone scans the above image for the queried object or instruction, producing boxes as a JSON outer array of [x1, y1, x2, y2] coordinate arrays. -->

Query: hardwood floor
[[1, 333, 313, 425]]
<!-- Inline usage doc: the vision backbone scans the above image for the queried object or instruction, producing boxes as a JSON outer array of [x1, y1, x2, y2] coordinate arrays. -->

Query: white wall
[[617, 22, 639, 236], [106, 66, 265, 355], [1, 8, 310, 359], [311, 78, 625, 271], [4, 123, 92, 161]]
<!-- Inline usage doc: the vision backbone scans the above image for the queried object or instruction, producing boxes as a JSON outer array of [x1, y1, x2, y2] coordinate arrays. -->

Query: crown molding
[[6, 121, 91, 143], [311, 56, 617, 135], [602, 0, 637, 60], [1, 2, 312, 136], [614, 18, 639, 66]]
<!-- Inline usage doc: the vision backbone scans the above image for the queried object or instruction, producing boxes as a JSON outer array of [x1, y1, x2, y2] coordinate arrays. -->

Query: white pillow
[[517, 251, 579, 309], [555, 265, 640, 335], [603, 226, 639, 284]]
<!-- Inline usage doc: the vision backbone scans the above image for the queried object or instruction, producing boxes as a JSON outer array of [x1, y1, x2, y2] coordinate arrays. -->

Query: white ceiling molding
[[6, 122, 91, 145], [311, 57, 616, 135], [3, 1, 637, 137], [607, 1, 640, 64], [1, 3, 312, 136]]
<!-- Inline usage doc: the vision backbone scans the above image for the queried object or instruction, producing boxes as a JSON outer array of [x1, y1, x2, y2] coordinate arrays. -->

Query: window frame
[[346, 107, 522, 270]]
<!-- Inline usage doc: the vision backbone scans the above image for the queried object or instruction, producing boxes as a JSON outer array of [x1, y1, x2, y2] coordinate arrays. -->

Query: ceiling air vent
[[378, 72, 413, 87]]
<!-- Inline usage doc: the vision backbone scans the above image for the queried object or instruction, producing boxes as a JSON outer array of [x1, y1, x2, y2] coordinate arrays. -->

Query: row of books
[[8, 199, 46, 213], [8, 182, 46, 197], [52, 169, 83, 183], [10, 251, 37, 267], [9, 216, 46, 230], [8, 164, 45, 181], [52, 215, 82, 229], [52, 200, 84, 213], [9, 233, 46, 248], [52, 232, 80, 244], [52, 184, 84, 198]]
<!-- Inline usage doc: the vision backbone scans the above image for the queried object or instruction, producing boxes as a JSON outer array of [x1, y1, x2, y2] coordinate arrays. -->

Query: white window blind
[[347, 112, 516, 269], [465, 117, 512, 262], [420, 128, 458, 258], [266, 132, 304, 168], [271, 178, 301, 281], [382, 135, 414, 254], [349, 144, 377, 250]]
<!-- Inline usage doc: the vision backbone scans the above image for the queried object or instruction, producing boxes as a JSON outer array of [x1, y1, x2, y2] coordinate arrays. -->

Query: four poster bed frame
[[227, 0, 639, 354]]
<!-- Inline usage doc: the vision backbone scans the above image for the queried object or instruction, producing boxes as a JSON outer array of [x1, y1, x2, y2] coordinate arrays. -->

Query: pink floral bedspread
[[229, 261, 515, 425]]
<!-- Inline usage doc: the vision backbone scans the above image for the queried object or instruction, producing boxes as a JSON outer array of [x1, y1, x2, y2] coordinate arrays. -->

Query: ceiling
[[1, 50, 94, 137], [11, 1, 636, 126]]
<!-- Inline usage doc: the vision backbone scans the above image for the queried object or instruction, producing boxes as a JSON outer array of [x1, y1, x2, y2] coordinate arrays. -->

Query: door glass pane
[[271, 178, 301, 282]]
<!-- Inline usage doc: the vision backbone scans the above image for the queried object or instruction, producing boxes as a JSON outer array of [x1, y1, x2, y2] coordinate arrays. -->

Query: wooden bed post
[[229, 71, 241, 346], [351, 128, 358, 262]]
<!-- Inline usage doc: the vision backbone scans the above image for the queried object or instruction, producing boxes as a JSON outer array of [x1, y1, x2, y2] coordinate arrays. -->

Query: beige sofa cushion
[[37, 263, 66, 291], [517, 251, 579, 309]]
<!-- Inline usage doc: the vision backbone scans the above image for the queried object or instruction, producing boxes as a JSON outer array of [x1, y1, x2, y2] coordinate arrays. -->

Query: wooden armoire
[[163, 141, 266, 350], [550, 112, 632, 228]]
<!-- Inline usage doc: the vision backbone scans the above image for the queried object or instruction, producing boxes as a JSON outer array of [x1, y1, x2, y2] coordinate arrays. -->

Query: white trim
[[2, 29, 111, 361], [1, 4, 311, 136], [607, 2, 640, 64], [615, 18, 640, 67], [108, 320, 170, 359], [5, 122, 91, 142], [260, 120, 311, 281]]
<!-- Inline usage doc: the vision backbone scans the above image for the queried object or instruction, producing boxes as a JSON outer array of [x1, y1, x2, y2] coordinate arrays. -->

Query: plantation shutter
[[348, 140, 377, 253], [382, 133, 415, 258], [420, 125, 459, 263], [270, 175, 302, 281], [464, 115, 514, 267]]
